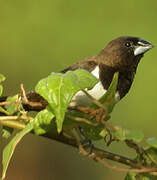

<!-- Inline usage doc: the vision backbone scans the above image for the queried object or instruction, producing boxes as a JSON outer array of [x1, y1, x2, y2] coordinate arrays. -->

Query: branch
[[1, 88, 157, 176], [79, 144, 157, 174], [0, 119, 152, 170]]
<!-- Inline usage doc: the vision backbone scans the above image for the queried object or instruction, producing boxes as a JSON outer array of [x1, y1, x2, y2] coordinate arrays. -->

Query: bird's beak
[[134, 38, 154, 56]]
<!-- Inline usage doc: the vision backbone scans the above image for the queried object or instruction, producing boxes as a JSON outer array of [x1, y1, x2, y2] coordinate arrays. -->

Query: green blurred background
[[1, 1, 157, 179]]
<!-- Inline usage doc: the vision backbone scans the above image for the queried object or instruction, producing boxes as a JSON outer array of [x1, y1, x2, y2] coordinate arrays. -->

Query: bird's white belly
[[70, 81, 106, 107]]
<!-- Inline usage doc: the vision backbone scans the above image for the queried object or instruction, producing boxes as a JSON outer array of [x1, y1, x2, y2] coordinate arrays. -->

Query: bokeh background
[[0, 1, 157, 180]]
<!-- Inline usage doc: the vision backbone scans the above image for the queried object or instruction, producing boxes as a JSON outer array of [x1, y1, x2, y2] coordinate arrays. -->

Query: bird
[[61, 36, 154, 107], [20, 36, 154, 111]]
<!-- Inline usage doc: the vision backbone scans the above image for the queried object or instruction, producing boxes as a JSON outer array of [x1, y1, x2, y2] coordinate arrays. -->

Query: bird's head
[[99, 36, 154, 70]]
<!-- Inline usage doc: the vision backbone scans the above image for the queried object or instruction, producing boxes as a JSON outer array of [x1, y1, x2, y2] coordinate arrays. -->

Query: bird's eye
[[125, 42, 131, 47]]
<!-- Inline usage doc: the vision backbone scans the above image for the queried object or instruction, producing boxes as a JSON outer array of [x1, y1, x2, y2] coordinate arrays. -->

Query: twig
[[67, 114, 98, 126], [0, 115, 33, 121], [0, 116, 21, 121], [23, 101, 43, 107], [0, 101, 20, 106], [101, 121, 119, 132], [1, 89, 157, 174], [0, 100, 43, 108], [144, 151, 157, 166], [94, 156, 157, 173], [125, 140, 144, 155], [20, 84, 28, 102], [0, 120, 26, 130], [82, 90, 107, 111], [0, 118, 146, 169], [79, 143, 157, 173]]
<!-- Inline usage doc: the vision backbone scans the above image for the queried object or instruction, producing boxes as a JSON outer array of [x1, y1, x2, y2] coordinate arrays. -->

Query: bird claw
[[79, 127, 94, 155], [81, 139, 94, 155]]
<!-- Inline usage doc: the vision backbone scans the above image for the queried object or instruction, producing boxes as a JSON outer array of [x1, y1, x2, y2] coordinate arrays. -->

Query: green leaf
[[2, 126, 14, 139], [125, 148, 157, 180], [125, 147, 157, 180], [0, 85, 3, 96], [125, 130, 144, 143], [125, 172, 137, 180], [35, 69, 98, 133], [145, 147, 157, 164], [146, 137, 157, 148], [2, 122, 34, 180], [114, 127, 126, 141], [125, 172, 157, 180], [81, 124, 104, 140], [5, 95, 19, 115], [0, 74, 6, 83], [34, 106, 55, 135], [99, 72, 119, 113], [99, 128, 108, 137], [74, 69, 98, 89]]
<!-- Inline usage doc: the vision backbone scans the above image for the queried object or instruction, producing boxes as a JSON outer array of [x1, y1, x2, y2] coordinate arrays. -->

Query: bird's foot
[[79, 127, 94, 155], [81, 138, 94, 155]]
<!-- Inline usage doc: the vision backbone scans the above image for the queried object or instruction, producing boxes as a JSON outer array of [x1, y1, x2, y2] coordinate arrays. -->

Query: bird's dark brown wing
[[61, 56, 98, 73]]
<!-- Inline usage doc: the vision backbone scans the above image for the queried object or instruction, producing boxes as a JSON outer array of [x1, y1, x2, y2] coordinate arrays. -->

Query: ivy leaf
[[2, 122, 34, 180], [146, 137, 157, 148], [0, 73, 6, 83], [125, 130, 144, 143], [35, 69, 98, 133], [34, 106, 55, 135]]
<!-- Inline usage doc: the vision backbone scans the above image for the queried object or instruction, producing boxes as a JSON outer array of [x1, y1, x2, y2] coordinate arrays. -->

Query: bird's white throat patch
[[70, 66, 119, 107]]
